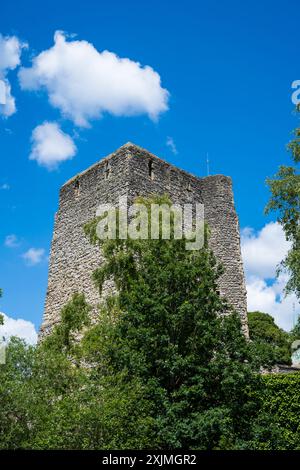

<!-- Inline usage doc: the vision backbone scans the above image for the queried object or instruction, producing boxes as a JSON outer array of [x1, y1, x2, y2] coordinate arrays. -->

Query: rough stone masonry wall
[[41, 143, 248, 337]]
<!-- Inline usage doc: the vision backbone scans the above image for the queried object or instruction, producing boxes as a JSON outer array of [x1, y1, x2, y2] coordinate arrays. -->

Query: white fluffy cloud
[[22, 247, 45, 266], [30, 122, 77, 169], [19, 31, 169, 127], [0, 312, 37, 345], [4, 234, 20, 248], [241, 222, 291, 279], [0, 80, 16, 116], [246, 274, 298, 331], [241, 222, 299, 331], [0, 35, 24, 71], [0, 79, 6, 104], [0, 34, 25, 117]]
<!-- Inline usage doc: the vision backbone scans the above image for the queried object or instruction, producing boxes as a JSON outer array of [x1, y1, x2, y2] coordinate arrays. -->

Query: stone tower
[[41, 143, 248, 337]]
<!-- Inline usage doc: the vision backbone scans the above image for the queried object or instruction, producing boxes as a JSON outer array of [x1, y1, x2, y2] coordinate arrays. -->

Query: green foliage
[[0, 294, 157, 450], [25, 369, 157, 450], [0, 328, 86, 449], [287, 126, 300, 164], [262, 373, 300, 449], [248, 311, 292, 365], [290, 314, 300, 341], [0, 338, 35, 449], [266, 124, 300, 298], [83, 196, 273, 449], [42, 292, 91, 354], [1, 196, 297, 450]]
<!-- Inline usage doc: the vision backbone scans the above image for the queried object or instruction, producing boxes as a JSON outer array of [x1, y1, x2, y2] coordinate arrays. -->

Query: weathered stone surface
[[41, 143, 248, 337]]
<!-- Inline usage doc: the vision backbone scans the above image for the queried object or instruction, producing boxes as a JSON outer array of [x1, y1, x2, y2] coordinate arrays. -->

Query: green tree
[[42, 292, 91, 356], [0, 293, 157, 450], [0, 337, 35, 449], [83, 195, 274, 449], [266, 121, 300, 298], [0, 196, 287, 450], [262, 373, 300, 450], [32, 294, 157, 450], [291, 315, 300, 341], [248, 311, 292, 365]]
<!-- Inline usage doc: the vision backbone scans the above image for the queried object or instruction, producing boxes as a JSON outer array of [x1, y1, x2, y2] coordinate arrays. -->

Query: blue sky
[[0, 0, 299, 340]]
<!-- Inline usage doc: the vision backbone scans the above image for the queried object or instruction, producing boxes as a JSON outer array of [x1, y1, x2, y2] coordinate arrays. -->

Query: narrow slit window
[[74, 179, 80, 197], [166, 167, 171, 188], [148, 160, 154, 180], [104, 161, 111, 180]]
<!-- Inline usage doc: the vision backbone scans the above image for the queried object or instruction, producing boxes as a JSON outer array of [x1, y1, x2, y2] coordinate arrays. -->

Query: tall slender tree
[[266, 115, 300, 298]]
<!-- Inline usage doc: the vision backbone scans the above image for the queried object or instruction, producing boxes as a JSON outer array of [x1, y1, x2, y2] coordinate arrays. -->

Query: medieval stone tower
[[41, 143, 248, 337]]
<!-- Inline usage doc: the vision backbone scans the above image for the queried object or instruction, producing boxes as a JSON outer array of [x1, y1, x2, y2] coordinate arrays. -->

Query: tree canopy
[[248, 311, 292, 365], [266, 119, 300, 298], [0, 197, 292, 449]]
